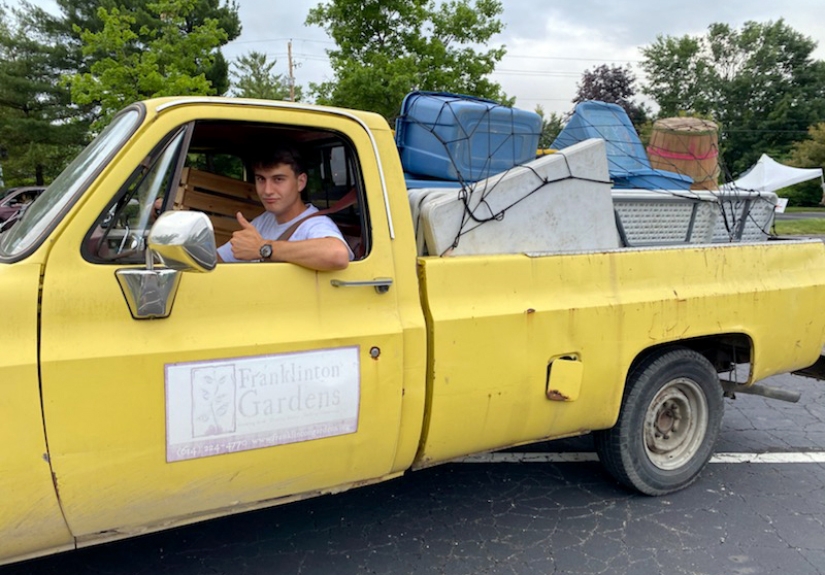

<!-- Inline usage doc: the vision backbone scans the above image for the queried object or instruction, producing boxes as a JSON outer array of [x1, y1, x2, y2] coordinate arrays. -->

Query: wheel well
[[628, 334, 753, 380]]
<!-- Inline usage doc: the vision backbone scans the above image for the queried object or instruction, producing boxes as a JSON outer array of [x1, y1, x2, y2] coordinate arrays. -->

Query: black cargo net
[[551, 103, 778, 244], [398, 95, 779, 256], [397, 94, 605, 255], [450, 154, 609, 248]]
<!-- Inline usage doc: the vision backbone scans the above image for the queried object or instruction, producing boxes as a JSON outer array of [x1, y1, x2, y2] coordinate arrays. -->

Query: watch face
[[259, 244, 273, 260]]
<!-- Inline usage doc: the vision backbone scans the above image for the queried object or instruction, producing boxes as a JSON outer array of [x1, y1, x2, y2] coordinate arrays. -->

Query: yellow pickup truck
[[2, 97, 825, 564]]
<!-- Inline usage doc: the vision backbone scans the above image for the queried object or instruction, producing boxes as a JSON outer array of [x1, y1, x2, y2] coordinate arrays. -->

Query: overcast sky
[[30, 0, 825, 115]]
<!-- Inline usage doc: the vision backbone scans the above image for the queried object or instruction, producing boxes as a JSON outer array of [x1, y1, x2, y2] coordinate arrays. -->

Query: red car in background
[[0, 186, 45, 231]]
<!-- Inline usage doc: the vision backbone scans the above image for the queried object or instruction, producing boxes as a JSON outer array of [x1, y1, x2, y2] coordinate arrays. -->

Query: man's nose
[[262, 180, 277, 195]]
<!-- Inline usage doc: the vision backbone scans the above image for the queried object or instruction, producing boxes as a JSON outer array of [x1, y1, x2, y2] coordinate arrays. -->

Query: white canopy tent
[[725, 153, 824, 195]]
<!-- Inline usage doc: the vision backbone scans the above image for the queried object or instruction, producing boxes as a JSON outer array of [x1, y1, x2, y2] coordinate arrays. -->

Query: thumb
[[236, 212, 254, 229]]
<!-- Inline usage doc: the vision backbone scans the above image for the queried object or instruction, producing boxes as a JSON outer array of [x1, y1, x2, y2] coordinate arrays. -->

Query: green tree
[[0, 4, 86, 186], [788, 123, 825, 206], [573, 64, 648, 128], [231, 51, 301, 101], [37, 0, 240, 95], [640, 20, 825, 174], [305, 0, 510, 121], [791, 123, 825, 168], [69, 0, 228, 129], [174, 0, 241, 94], [534, 105, 564, 149]]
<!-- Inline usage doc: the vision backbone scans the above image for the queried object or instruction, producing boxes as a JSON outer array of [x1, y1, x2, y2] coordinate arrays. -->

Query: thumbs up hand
[[230, 212, 266, 260], [236, 212, 255, 230]]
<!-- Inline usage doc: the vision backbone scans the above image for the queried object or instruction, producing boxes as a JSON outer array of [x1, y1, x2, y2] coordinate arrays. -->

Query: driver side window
[[84, 129, 186, 263]]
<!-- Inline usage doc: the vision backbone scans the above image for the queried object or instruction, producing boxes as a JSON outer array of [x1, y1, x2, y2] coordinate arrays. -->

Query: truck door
[[0, 263, 73, 561], [37, 104, 408, 541]]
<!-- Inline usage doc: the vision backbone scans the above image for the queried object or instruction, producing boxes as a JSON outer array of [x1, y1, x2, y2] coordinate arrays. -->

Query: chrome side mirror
[[147, 211, 217, 272], [116, 211, 217, 319]]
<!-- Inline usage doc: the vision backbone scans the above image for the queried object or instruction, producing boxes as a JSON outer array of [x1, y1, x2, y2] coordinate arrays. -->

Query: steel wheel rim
[[643, 377, 708, 470]]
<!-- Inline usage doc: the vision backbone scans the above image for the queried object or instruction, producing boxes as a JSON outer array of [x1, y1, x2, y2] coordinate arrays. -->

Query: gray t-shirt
[[217, 205, 353, 263]]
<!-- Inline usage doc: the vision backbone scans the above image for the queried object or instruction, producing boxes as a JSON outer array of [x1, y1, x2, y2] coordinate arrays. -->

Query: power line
[[503, 54, 643, 64], [226, 36, 648, 66], [493, 69, 582, 78], [227, 38, 644, 64], [253, 52, 329, 62], [226, 36, 336, 46]]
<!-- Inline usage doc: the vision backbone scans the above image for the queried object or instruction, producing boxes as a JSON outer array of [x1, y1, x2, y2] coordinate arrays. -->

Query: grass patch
[[773, 219, 825, 235], [784, 206, 825, 213]]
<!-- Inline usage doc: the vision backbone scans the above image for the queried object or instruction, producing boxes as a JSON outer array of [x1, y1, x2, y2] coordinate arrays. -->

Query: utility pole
[[287, 40, 295, 102]]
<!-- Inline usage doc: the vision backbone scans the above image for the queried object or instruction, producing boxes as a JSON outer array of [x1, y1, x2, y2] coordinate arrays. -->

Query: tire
[[594, 348, 724, 496]]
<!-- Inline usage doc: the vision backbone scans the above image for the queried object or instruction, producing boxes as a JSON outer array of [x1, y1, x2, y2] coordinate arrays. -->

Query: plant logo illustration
[[191, 365, 236, 437]]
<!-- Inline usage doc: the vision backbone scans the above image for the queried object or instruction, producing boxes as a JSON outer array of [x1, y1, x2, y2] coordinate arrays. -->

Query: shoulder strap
[[276, 188, 358, 242]]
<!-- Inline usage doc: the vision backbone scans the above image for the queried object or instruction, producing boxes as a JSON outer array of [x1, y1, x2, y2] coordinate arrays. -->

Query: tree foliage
[[534, 105, 564, 150], [41, 0, 240, 94], [787, 123, 825, 206], [231, 51, 301, 101], [0, 0, 240, 185], [573, 64, 648, 127], [68, 0, 229, 129], [791, 123, 825, 168], [0, 4, 86, 186], [305, 0, 510, 121], [640, 20, 825, 174]]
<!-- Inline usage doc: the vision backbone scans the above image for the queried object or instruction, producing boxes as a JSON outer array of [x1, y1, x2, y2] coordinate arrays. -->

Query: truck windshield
[[0, 108, 143, 259]]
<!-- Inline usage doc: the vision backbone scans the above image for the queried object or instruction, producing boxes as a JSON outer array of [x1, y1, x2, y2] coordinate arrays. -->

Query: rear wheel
[[594, 348, 724, 495]]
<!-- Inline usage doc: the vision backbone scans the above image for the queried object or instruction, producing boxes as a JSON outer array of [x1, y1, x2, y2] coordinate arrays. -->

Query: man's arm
[[264, 236, 350, 270], [228, 212, 349, 270]]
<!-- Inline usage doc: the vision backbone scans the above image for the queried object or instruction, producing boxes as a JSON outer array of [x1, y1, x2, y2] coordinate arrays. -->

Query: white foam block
[[408, 187, 452, 255], [419, 139, 619, 256]]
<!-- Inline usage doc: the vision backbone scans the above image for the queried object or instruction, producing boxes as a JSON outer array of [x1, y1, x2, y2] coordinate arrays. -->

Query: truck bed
[[414, 239, 825, 466]]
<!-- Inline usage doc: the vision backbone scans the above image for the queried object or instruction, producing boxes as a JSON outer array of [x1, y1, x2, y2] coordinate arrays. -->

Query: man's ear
[[297, 172, 308, 192]]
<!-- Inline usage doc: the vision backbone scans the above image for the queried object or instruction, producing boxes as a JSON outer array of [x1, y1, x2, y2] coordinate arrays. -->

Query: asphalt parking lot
[[3, 372, 824, 575], [775, 211, 825, 221]]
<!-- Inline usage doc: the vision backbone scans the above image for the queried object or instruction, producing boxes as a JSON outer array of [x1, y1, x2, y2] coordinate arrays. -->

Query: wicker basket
[[647, 117, 720, 191]]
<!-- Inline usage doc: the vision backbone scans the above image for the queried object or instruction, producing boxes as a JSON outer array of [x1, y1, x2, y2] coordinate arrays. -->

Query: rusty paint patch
[[546, 389, 570, 401]]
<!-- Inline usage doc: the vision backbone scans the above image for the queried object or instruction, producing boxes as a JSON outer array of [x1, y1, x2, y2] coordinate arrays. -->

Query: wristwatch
[[259, 243, 273, 261]]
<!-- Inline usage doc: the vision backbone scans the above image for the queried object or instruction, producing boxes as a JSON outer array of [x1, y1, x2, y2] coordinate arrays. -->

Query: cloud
[[28, 0, 825, 115], [491, 0, 825, 114]]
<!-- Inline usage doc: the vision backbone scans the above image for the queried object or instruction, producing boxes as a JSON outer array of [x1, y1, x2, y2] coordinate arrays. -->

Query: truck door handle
[[330, 278, 393, 294]]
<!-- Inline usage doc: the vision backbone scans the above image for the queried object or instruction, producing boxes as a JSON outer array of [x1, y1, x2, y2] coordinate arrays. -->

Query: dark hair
[[249, 144, 306, 176]]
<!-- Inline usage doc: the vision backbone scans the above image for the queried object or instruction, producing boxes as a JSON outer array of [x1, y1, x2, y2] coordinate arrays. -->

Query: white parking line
[[710, 452, 825, 464], [456, 452, 825, 464]]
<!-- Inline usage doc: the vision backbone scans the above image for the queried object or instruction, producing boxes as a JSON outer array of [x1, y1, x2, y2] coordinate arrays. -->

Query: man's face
[[254, 163, 308, 223]]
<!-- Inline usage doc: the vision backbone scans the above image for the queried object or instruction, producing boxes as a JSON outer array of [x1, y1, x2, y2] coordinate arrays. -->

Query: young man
[[216, 145, 352, 270]]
